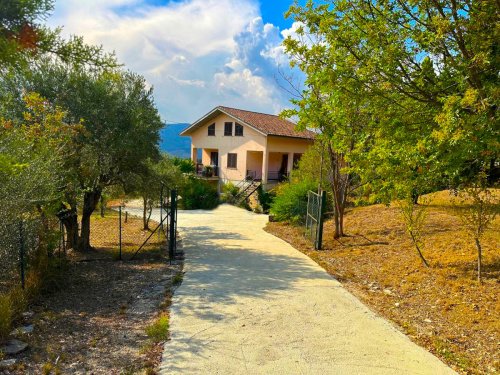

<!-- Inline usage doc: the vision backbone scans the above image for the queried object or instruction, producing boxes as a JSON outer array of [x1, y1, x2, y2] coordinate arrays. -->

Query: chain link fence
[[0, 216, 60, 293]]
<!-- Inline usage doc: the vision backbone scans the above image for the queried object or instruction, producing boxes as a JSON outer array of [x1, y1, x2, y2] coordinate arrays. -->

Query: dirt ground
[[266, 191, 499, 375], [2, 210, 181, 374]]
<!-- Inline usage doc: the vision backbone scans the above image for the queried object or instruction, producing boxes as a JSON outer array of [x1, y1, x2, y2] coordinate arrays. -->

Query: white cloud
[[48, 0, 298, 122]]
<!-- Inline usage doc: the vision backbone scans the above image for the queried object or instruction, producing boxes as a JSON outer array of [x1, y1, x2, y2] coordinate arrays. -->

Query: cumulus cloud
[[48, 0, 299, 122]]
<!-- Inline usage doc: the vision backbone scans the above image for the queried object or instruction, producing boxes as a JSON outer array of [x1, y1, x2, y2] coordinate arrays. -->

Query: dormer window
[[224, 122, 233, 136], [235, 123, 243, 136], [208, 123, 215, 136]]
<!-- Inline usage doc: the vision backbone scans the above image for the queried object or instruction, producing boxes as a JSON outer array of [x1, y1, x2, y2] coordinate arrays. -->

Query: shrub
[[270, 179, 317, 224], [171, 157, 195, 174], [0, 293, 12, 341], [179, 176, 219, 209], [221, 182, 240, 203], [145, 313, 169, 342], [257, 185, 275, 213]]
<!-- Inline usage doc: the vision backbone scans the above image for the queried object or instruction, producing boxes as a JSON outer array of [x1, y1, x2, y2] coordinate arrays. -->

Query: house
[[180, 106, 315, 186]]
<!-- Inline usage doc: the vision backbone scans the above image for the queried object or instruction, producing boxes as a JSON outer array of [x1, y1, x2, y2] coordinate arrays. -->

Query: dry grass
[[266, 190, 499, 375], [88, 209, 166, 260], [11, 209, 179, 374]]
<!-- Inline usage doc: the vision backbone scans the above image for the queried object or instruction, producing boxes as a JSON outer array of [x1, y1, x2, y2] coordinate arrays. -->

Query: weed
[[145, 313, 169, 342], [172, 273, 183, 286], [0, 294, 13, 341]]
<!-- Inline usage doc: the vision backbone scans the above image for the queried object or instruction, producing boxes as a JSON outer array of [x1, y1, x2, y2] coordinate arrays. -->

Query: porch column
[[287, 152, 294, 178], [191, 147, 197, 164], [262, 148, 269, 184]]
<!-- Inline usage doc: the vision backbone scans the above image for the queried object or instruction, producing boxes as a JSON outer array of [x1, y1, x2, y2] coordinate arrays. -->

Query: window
[[227, 153, 237, 168], [224, 122, 233, 136], [235, 123, 243, 136], [208, 123, 215, 136]]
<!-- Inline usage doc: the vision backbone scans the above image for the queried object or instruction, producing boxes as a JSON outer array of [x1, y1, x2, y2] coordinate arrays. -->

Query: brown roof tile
[[218, 106, 315, 140]]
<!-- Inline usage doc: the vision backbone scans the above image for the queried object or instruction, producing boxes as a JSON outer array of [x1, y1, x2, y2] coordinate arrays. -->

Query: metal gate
[[305, 190, 326, 250], [131, 188, 179, 261]]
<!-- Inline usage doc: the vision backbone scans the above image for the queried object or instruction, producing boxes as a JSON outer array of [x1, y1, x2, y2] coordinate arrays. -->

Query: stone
[[424, 319, 432, 323], [0, 359, 17, 368], [11, 324, 34, 335], [395, 302, 400, 307], [21, 311, 34, 319], [2, 339, 28, 355]]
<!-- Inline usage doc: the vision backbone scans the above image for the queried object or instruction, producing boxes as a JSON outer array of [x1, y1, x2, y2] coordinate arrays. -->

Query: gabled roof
[[180, 106, 315, 140]]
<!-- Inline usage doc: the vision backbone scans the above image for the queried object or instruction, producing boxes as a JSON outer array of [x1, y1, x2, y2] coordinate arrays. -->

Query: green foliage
[[257, 185, 275, 213], [270, 180, 317, 224], [145, 313, 169, 342], [179, 177, 219, 210], [283, 0, 499, 211], [220, 182, 240, 203], [171, 157, 195, 174], [0, 0, 117, 69]]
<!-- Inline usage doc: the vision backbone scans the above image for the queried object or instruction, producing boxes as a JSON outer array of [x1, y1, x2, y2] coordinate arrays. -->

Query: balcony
[[196, 163, 219, 179]]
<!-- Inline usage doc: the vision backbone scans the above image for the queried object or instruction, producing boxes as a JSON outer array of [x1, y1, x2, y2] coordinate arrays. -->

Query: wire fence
[[0, 216, 59, 293]]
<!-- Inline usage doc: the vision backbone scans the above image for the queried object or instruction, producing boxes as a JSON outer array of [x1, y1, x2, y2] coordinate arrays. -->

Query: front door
[[210, 152, 219, 176], [210, 152, 218, 166]]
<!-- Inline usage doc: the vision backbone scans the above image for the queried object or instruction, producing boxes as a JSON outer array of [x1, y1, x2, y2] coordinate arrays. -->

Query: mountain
[[160, 123, 191, 158]]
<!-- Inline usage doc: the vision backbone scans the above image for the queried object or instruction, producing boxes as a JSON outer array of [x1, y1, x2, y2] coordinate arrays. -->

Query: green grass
[[145, 313, 169, 342], [172, 272, 183, 286]]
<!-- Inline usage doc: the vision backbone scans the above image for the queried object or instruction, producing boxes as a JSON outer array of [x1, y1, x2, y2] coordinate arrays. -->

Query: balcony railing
[[268, 170, 289, 182]]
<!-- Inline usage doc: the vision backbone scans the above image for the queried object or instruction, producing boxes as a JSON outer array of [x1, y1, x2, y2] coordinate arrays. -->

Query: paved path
[[157, 204, 455, 374]]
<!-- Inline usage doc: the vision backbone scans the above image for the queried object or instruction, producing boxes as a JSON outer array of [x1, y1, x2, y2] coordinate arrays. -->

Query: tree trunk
[[327, 143, 347, 238], [61, 208, 79, 250], [143, 196, 149, 230], [475, 237, 482, 283], [79, 188, 102, 251], [100, 195, 105, 218]]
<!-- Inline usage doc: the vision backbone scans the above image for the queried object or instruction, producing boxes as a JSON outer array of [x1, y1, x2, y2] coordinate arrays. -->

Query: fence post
[[119, 206, 122, 260], [168, 189, 177, 261], [19, 221, 25, 289], [316, 190, 327, 250]]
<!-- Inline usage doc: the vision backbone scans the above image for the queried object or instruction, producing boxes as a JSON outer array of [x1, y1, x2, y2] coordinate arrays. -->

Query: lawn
[[266, 190, 499, 375]]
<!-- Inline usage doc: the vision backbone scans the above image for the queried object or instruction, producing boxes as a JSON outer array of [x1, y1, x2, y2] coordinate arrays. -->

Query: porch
[[192, 147, 219, 178], [246, 150, 300, 183]]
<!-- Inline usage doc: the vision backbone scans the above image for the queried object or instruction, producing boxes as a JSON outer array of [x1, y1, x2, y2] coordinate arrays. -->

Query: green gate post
[[316, 190, 327, 250], [118, 206, 122, 260], [19, 221, 25, 289], [168, 189, 177, 261]]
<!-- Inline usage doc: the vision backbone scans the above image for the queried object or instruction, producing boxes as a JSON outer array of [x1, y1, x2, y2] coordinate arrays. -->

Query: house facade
[[180, 106, 315, 185]]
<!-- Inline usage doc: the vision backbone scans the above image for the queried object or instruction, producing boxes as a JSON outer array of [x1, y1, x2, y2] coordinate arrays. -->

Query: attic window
[[208, 123, 215, 136], [235, 123, 243, 136], [224, 122, 233, 136]]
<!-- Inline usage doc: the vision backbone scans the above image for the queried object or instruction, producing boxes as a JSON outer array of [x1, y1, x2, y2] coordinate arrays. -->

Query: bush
[[270, 179, 317, 224], [179, 177, 219, 209], [257, 186, 275, 213], [171, 157, 195, 174], [221, 182, 240, 203]]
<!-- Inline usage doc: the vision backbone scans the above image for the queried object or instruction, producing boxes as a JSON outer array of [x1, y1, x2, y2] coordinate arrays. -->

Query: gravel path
[[155, 204, 456, 374]]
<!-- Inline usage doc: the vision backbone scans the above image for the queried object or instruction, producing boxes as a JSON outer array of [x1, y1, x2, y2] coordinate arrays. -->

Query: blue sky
[[48, 0, 304, 123]]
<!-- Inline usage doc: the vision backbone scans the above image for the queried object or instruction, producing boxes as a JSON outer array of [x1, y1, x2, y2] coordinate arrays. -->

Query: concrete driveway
[[158, 204, 455, 374]]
